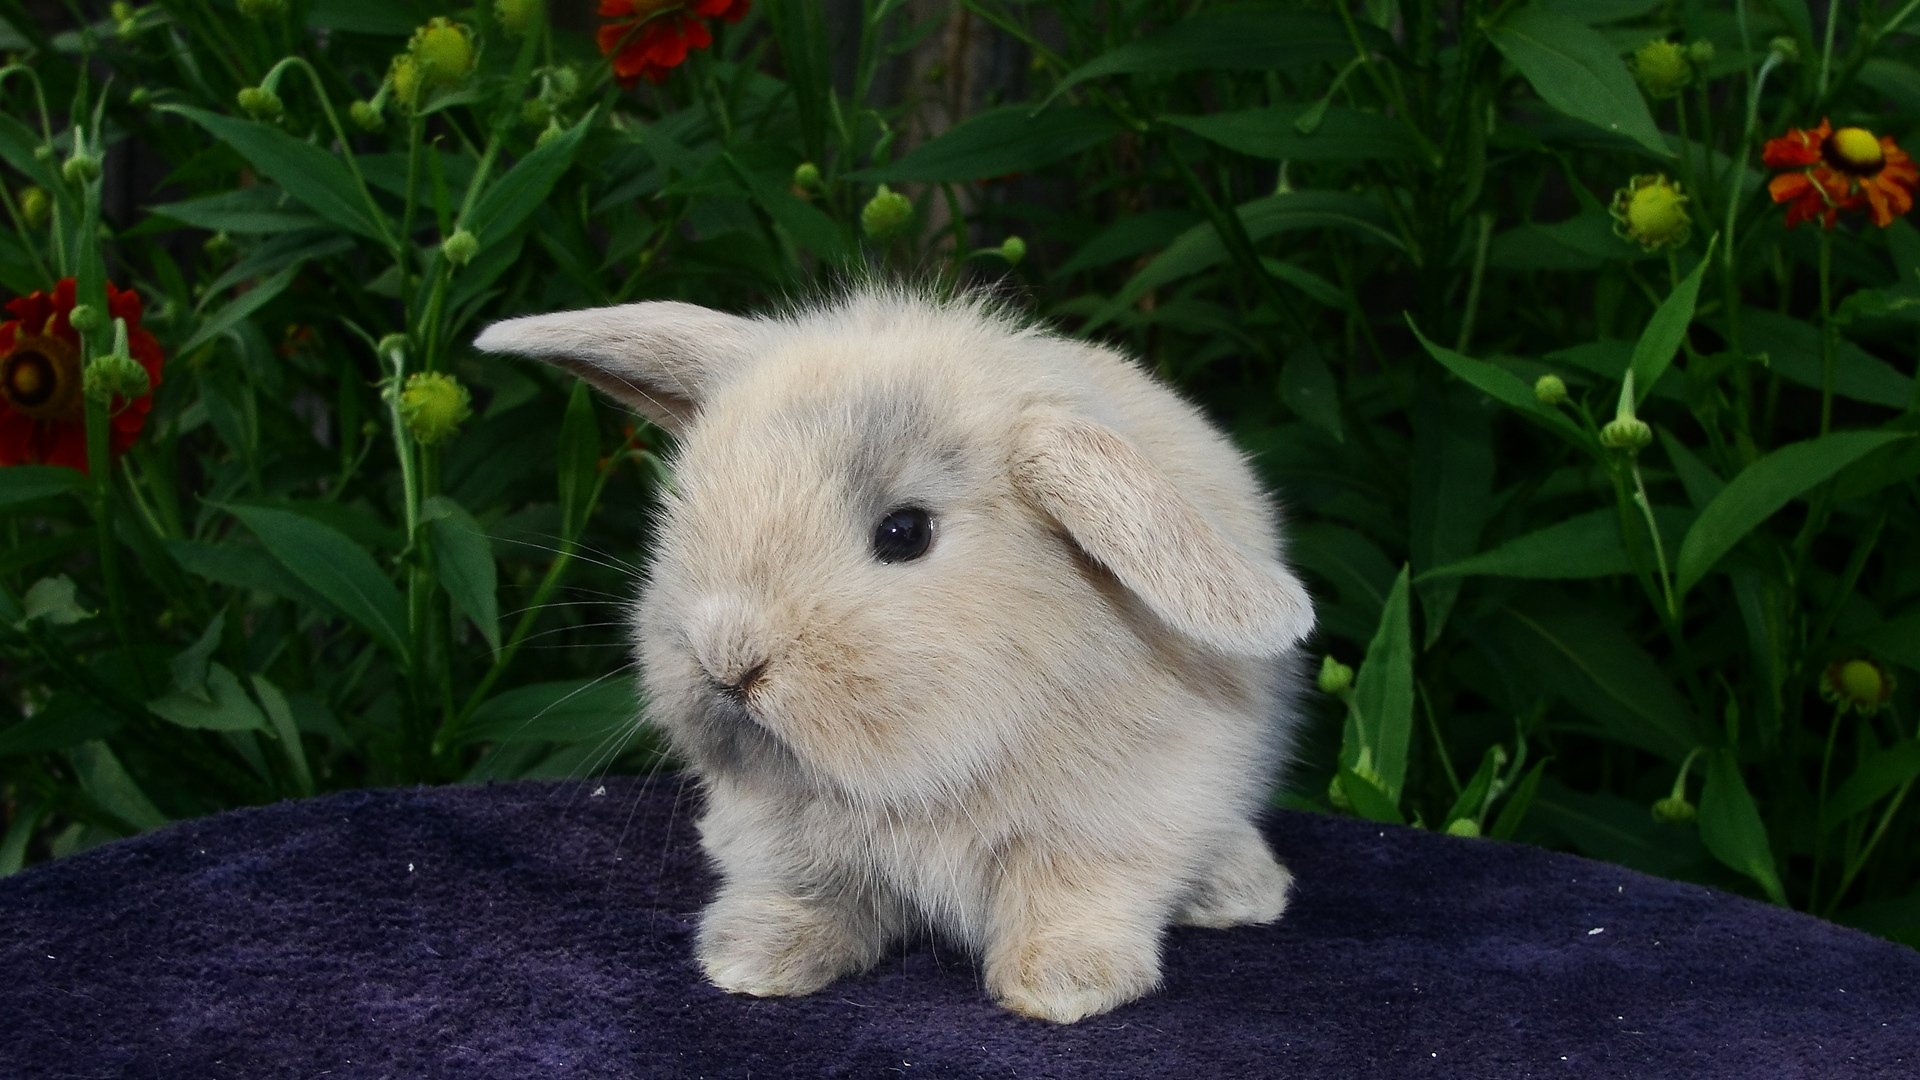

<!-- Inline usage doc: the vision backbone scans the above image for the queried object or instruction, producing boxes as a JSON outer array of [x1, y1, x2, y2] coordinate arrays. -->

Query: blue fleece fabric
[[2, 779, 1915, 1078]]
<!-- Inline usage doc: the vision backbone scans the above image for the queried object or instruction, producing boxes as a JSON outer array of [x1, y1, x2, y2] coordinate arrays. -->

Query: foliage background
[[1, 0, 1916, 948]]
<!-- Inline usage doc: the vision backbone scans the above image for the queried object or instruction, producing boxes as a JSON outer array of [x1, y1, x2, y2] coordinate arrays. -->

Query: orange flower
[[0, 279, 164, 472], [596, 0, 749, 88], [1764, 119, 1918, 229]]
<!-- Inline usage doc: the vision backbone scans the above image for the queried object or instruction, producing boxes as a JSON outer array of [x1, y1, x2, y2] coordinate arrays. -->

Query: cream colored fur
[[474, 288, 1314, 1023]]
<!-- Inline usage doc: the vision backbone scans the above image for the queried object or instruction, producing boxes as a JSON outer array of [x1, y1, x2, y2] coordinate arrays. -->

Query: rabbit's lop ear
[[473, 301, 755, 432], [1013, 407, 1314, 657]]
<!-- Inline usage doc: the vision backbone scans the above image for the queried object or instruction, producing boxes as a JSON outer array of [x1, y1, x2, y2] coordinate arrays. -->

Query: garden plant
[[0, 0, 1916, 950]]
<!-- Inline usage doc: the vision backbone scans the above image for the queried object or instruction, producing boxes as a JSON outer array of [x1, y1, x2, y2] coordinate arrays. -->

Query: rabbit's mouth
[[683, 678, 804, 784]]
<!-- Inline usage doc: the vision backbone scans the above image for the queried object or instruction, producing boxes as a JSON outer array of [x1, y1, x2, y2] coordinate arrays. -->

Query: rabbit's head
[[476, 290, 1312, 806]]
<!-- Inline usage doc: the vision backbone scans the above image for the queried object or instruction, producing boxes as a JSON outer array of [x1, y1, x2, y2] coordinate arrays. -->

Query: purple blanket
[[3, 779, 1915, 1078]]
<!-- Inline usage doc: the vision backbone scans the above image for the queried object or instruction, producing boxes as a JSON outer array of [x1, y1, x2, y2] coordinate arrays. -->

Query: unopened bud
[[441, 228, 479, 268], [1534, 374, 1568, 406], [998, 235, 1027, 266], [1316, 655, 1354, 695], [237, 86, 284, 121], [18, 185, 49, 229], [396, 372, 473, 446]]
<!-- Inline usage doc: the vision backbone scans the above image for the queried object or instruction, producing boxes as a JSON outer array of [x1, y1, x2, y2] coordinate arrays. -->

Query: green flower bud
[[350, 100, 385, 132], [62, 152, 101, 185], [1444, 818, 1482, 838], [397, 372, 473, 446], [1631, 39, 1692, 99], [1821, 657, 1896, 717], [1534, 373, 1569, 406], [34, 145, 55, 164], [67, 303, 105, 335], [1686, 40, 1716, 68], [1768, 36, 1800, 64], [1652, 794, 1696, 824], [998, 235, 1027, 266], [409, 18, 476, 90], [494, 0, 543, 38], [237, 0, 287, 17], [237, 86, 284, 121], [376, 333, 409, 363], [1599, 415, 1654, 452], [129, 87, 151, 108], [83, 319, 151, 403], [113, 2, 139, 37], [547, 66, 581, 103], [18, 185, 49, 229], [441, 229, 479, 268], [792, 161, 823, 191], [202, 231, 235, 260], [1316, 655, 1354, 695], [389, 55, 422, 111], [861, 185, 913, 240], [535, 118, 565, 147], [1610, 174, 1691, 251]]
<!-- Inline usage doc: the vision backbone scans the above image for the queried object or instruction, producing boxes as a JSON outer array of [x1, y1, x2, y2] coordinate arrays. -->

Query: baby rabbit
[[475, 288, 1314, 1023]]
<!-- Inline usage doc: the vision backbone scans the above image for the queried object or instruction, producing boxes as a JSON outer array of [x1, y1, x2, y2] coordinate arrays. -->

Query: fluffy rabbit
[[474, 288, 1314, 1023]]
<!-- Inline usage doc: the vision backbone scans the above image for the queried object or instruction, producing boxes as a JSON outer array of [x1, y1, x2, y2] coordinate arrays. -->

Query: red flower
[[0, 279, 164, 472], [1764, 119, 1918, 229], [597, 0, 750, 88]]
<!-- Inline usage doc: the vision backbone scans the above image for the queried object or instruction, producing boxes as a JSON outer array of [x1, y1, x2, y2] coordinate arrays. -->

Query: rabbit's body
[[478, 289, 1313, 1023]]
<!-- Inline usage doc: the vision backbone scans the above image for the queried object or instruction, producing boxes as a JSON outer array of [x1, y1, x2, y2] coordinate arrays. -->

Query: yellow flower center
[[1612, 174, 1691, 250], [1825, 127, 1885, 176], [1, 328, 83, 421], [1836, 660, 1885, 705]]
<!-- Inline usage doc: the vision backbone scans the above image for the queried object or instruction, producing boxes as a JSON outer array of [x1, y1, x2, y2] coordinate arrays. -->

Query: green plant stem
[[264, 57, 401, 258], [1826, 776, 1914, 917], [1817, 0, 1840, 98], [1808, 705, 1847, 911], [1455, 212, 1492, 353], [1629, 459, 1678, 620]]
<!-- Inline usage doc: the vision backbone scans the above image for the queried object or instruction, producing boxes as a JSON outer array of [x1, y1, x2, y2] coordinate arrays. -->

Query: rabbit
[[473, 287, 1315, 1023]]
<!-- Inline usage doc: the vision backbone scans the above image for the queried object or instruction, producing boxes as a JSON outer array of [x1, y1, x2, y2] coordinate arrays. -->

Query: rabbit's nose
[[689, 594, 773, 699]]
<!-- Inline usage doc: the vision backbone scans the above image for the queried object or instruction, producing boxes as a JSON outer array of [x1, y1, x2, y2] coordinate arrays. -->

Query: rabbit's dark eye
[[872, 506, 933, 563]]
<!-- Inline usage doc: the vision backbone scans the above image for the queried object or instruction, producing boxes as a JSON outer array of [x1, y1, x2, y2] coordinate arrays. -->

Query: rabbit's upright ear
[[473, 301, 755, 432], [1012, 407, 1314, 657]]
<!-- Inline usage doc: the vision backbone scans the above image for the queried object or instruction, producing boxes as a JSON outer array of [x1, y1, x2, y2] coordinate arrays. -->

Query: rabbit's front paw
[[696, 892, 881, 998], [985, 932, 1161, 1024]]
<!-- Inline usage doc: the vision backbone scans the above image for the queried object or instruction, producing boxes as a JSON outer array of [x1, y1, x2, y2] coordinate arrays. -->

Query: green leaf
[[1352, 567, 1415, 800], [1410, 392, 1492, 644], [1490, 760, 1548, 841], [557, 381, 599, 541], [166, 539, 335, 613], [1164, 106, 1423, 163], [0, 695, 123, 756], [251, 675, 314, 797], [1406, 318, 1588, 446], [163, 105, 387, 242], [0, 465, 86, 510], [177, 263, 299, 357], [229, 504, 410, 662], [1042, 10, 1363, 106], [1495, 601, 1699, 759], [853, 106, 1122, 183], [1856, 612, 1920, 673], [1277, 346, 1343, 442], [1089, 192, 1400, 330], [1053, 209, 1198, 279], [148, 664, 271, 733], [1699, 751, 1787, 905], [1421, 505, 1691, 581], [456, 678, 643, 746], [1486, 8, 1669, 158], [423, 495, 501, 654], [1825, 741, 1920, 829], [1336, 766, 1405, 825], [69, 741, 168, 832], [1630, 237, 1716, 402], [0, 114, 58, 188], [1446, 745, 1506, 828], [169, 611, 227, 701], [463, 115, 589, 248], [149, 187, 325, 234], [1, 801, 49, 876], [1736, 309, 1914, 408], [1675, 431, 1913, 597], [21, 575, 93, 626], [728, 150, 851, 264]]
